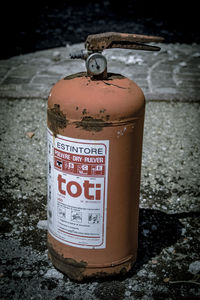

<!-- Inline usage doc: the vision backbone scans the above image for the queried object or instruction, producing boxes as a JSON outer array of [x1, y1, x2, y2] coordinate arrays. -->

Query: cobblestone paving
[[0, 43, 200, 101]]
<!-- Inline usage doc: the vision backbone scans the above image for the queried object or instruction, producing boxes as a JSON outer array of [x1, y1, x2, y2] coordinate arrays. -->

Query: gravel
[[0, 98, 199, 298]]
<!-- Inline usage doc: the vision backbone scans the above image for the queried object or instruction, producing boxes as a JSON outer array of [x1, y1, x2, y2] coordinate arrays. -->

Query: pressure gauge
[[86, 53, 107, 76]]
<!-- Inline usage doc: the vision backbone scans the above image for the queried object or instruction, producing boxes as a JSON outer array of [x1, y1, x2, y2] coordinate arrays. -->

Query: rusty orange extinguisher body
[[47, 72, 145, 280], [46, 32, 163, 280]]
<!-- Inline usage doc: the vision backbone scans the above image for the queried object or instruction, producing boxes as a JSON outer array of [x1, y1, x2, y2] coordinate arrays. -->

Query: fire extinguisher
[[47, 32, 163, 281]]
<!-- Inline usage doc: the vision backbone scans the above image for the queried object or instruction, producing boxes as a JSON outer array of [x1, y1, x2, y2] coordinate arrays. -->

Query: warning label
[[47, 129, 109, 249]]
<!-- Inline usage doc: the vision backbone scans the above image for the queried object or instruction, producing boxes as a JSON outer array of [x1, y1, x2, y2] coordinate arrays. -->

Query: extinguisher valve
[[69, 32, 164, 78]]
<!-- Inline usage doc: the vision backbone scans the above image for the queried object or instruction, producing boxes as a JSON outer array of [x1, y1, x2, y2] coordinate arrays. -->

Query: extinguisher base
[[47, 243, 136, 281]]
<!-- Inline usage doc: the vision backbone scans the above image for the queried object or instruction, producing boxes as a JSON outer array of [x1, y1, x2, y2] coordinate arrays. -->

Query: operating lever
[[85, 32, 164, 52]]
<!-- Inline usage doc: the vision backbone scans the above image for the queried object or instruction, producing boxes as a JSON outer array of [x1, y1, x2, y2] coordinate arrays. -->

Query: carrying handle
[[85, 32, 164, 52]]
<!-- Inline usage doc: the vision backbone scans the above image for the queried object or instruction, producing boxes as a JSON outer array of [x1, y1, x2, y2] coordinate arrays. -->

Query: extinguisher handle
[[85, 32, 164, 52]]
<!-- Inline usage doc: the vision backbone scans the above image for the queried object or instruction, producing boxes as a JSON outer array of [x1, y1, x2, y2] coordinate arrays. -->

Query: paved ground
[[0, 43, 200, 101], [0, 43, 200, 299]]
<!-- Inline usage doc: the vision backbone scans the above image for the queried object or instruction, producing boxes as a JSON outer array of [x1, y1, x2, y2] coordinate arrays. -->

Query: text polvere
[[57, 174, 102, 200]]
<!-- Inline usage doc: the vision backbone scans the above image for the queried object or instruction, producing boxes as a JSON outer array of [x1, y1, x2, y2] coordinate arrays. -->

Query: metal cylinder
[[47, 72, 145, 280]]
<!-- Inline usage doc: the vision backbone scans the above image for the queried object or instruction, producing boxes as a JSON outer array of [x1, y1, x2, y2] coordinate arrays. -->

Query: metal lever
[[70, 32, 164, 79], [85, 32, 164, 52]]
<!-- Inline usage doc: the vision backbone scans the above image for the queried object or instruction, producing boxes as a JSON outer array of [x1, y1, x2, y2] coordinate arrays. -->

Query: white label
[[47, 129, 109, 249]]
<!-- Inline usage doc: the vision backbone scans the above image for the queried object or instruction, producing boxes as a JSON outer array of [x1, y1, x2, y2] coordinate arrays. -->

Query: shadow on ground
[[0, 199, 184, 280], [73, 207, 184, 284], [135, 208, 183, 271]]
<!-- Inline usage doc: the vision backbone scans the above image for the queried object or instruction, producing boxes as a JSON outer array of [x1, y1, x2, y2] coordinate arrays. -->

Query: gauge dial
[[86, 53, 107, 75]]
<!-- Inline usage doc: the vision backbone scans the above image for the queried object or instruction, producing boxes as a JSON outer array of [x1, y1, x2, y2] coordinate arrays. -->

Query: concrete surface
[[0, 43, 200, 299]]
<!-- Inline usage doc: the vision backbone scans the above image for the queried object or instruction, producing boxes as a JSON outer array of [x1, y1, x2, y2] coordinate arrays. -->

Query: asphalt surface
[[0, 43, 200, 299]]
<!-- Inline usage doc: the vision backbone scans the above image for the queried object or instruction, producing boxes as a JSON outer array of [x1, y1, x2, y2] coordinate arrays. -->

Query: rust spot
[[102, 80, 127, 89], [64, 72, 87, 80], [47, 104, 68, 135], [48, 243, 87, 281], [107, 73, 125, 80], [64, 72, 123, 82], [75, 116, 110, 132], [91, 266, 129, 280], [82, 108, 87, 115], [48, 242, 132, 281], [90, 73, 124, 81]]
